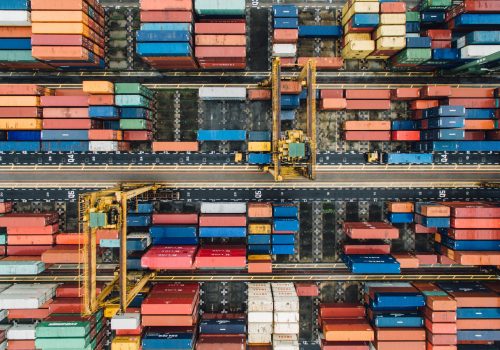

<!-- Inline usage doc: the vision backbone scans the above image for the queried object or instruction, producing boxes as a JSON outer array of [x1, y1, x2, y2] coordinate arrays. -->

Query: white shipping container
[[274, 296, 299, 312], [248, 311, 273, 323], [273, 340, 300, 350], [272, 44, 297, 57], [248, 298, 273, 312], [273, 322, 300, 334], [273, 334, 298, 342], [274, 311, 299, 323], [248, 333, 271, 344], [0, 11, 31, 26], [364, 282, 412, 291], [0, 295, 46, 309], [89, 141, 121, 152], [248, 283, 271, 289], [198, 87, 247, 100], [460, 45, 500, 59], [405, 33, 421, 38], [111, 313, 141, 330], [200, 202, 247, 214], [7, 324, 35, 340], [247, 322, 273, 334]]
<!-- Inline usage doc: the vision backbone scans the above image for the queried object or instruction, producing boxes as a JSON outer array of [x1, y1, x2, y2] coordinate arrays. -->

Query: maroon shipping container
[[426, 30, 452, 40], [42, 119, 101, 129], [140, 10, 193, 23], [0, 107, 41, 118], [196, 335, 245, 350], [447, 98, 496, 108], [0, 213, 58, 227], [42, 107, 89, 119], [194, 245, 246, 269], [464, 131, 485, 141], [199, 215, 246, 227], [88, 95, 114, 106], [487, 130, 500, 140], [431, 40, 452, 49], [195, 23, 246, 34], [345, 90, 390, 100], [152, 213, 199, 225], [40, 96, 89, 107]]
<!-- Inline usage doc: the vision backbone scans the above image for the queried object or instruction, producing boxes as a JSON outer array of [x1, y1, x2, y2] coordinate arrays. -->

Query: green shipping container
[[36, 321, 91, 338], [119, 119, 149, 130], [115, 95, 150, 107], [289, 143, 305, 158], [195, 0, 245, 16], [0, 261, 45, 275], [114, 83, 154, 98], [406, 11, 421, 22], [36, 337, 98, 350], [0, 234, 5, 245], [35, 321, 102, 349], [419, 0, 452, 11], [393, 49, 431, 64], [0, 50, 38, 62], [89, 212, 107, 228]]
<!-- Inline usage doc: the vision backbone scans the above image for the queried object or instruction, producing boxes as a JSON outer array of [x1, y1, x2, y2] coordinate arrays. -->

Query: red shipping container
[[414, 224, 437, 234], [344, 131, 391, 141], [48, 298, 82, 314], [457, 319, 500, 330], [196, 46, 246, 58], [298, 57, 344, 70], [392, 253, 420, 268], [0, 213, 58, 227], [464, 131, 485, 141], [426, 295, 457, 311], [141, 297, 198, 315], [7, 340, 36, 350], [248, 259, 272, 274], [344, 121, 391, 131], [424, 308, 457, 323], [150, 283, 199, 295], [7, 224, 59, 235], [380, 2, 406, 13], [8, 235, 54, 245], [123, 131, 153, 141], [54, 89, 87, 96], [195, 23, 246, 35], [140, 10, 193, 23], [320, 303, 366, 318], [273, 29, 298, 43], [7, 245, 51, 256], [343, 222, 399, 240], [487, 130, 500, 140], [88, 130, 122, 141], [152, 213, 198, 225], [346, 90, 391, 100], [56, 283, 103, 298], [8, 303, 51, 320], [346, 100, 391, 110], [0, 84, 47, 96], [425, 319, 457, 334], [320, 90, 344, 99], [280, 57, 296, 67], [140, 0, 192, 11], [431, 40, 452, 49], [280, 81, 301, 94], [421, 86, 452, 98], [295, 283, 319, 297], [42, 107, 89, 119], [43, 119, 98, 129], [0, 107, 41, 118], [425, 334, 457, 346], [40, 96, 89, 107], [196, 335, 245, 350], [461, 0, 500, 13], [376, 328, 425, 341], [445, 202, 500, 218], [88, 94, 114, 105], [321, 98, 347, 110], [141, 246, 197, 270], [343, 244, 391, 255], [42, 246, 81, 263], [321, 339, 369, 350], [373, 342, 425, 350], [426, 30, 452, 41], [194, 246, 246, 268], [142, 313, 198, 326], [410, 100, 439, 110], [447, 98, 496, 108], [449, 88, 494, 98], [248, 89, 271, 100], [0, 27, 32, 38], [199, 215, 247, 227], [451, 218, 500, 229], [447, 229, 500, 240], [415, 253, 439, 264], [392, 88, 421, 100], [0, 202, 12, 214], [392, 131, 420, 141]]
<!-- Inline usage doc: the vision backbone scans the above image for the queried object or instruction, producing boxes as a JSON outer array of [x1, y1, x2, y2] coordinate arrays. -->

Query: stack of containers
[[435, 202, 500, 266], [149, 212, 199, 246], [127, 203, 153, 257], [437, 281, 500, 347], [110, 311, 141, 350], [424, 29, 460, 68], [414, 203, 450, 230], [341, 0, 379, 59], [247, 283, 273, 346], [344, 120, 391, 141], [391, 118, 420, 141], [272, 5, 298, 65], [387, 202, 414, 224], [41, 230, 83, 265], [319, 303, 372, 349], [297, 23, 343, 66], [371, 1, 406, 60], [271, 283, 299, 350], [247, 202, 273, 273], [0, 1, 46, 69], [141, 283, 199, 333], [0, 202, 10, 258], [280, 80, 301, 120], [137, 0, 197, 70], [456, 30, 500, 62], [194, 0, 246, 69], [198, 313, 246, 350], [30, 0, 106, 69], [366, 283, 426, 350], [319, 89, 346, 111], [272, 204, 299, 256], [418, 0, 449, 28], [199, 203, 247, 240], [342, 222, 401, 274], [0, 84, 48, 152], [247, 130, 272, 165], [419, 105, 466, 142], [116, 83, 155, 144], [83, 81, 128, 152], [413, 282, 458, 350], [142, 283, 198, 350], [0, 212, 58, 259]]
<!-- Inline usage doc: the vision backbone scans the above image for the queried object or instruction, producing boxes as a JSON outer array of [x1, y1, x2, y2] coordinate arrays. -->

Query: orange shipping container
[[344, 120, 391, 131], [280, 81, 301, 94], [56, 233, 86, 245], [31, 22, 92, 35], [426, 296, 457, 311], [424, 319, 457, 334], [392, 88, 420, 100], [0, 118, 42, 130], [346, 100, 391, 110], [449, 88, 494, 98], [0, 27, 32, 38], [346, 89, 391, 100], [410, 100, 439, 110], [42, 107, 89, 119], [424, 309, 457, 323], [248, 203, 273, 218], [82, 81, 114, 94], [0, 96, 39, 106], [321, 98, 347, 110], [248, 260, 272, 274], [195, 23, 246, 35], [388, 202, 414, 213], [195, 35, 246, 46], [31, 11, 102, 24], [152, 142, 199, 152], [248, 89, 271, 101], [344, 131, 391, 141], [140, 11, 193, 23], [88, 130, 122, 141], [392, 253, 420, 268], [273, 29, 298, 43], [376, 328, 425, 341], [31, 0, 104, 14], [32, 46, 96, 61], [195, 46, 246, 58], [323, 323, 374, 342], [373, 341, 425, 350], [88, 94, 114, 105], [7, 235, 54, 245], [420, 205, 450, 217], [464, 120, 495, 130], [456, 319, 500, 330], [421, 86, 452, 98], [96, 229, 119, 241], [41, 246, 81, 264], [297, 57, 344, 70], [140, 0, 192, 11], [451, 218, 500, 229]]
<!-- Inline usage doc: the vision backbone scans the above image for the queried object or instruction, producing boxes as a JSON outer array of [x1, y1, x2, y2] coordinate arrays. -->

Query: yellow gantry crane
[[79, 184, 179, 317], [270, 57, 317, 181]]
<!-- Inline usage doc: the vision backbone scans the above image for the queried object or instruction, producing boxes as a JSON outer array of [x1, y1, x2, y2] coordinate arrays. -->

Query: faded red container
[[447, 98, 496, 108], [88, 130, 122, 141], [96, 228, 119, 241], [8, 235, 54, 245], [346, 100, 391, 110], [0, 107, 41, 118], [0, 213, 58, 227], [140, 0, 192, 11], [48, 298, 82, 313], [7, 245, 52, 256], [321, 98, 347, 110], [391, 130, 420, 141], [346, 89, 391, 100], [320, 89, 344, 99], [56, 283, 103, 298], [195, 23, 246, 34], [40, 95, 89, 107], [199, 215, 247, 227], [0, 84, 47, 96], [152, 213, 199, 225], [343, 222, 399, 239], [152, 142, 199, 152], [141, 245, 197, 270], [392, 88, 420, 100], [445, 202, 500, 218], [8, 304, 51, 320], [344, 131, 391, 141], [195, 35, 246, 46], [195, 46, 246, 58], [31, 34, 105, 49], [248, 203, 272, 218], [141, 296, 198, 315], [42, 108, 89, 119], [196, 335, 245, 350], [273, 29, 298, 43], [247, 89, 271, 101], [140, 10, 193, 23], [320, 303, 366, 318], [56, 233, 85, 245], [0, 27, 32, 38], [431, 40, 452, 49], [280, 81, 301, 94], [142, 313, 197, 327], [447, 229, 500, 240], [410, 100, 439, 110], [7, 340, 37, 350], [343, 244, 391, 255], [380, 2, 406, 13], [42, 246, 81, 263], [464, 131, 485, 141], [450, 88, 494, 98], [451, 218, 500, 229], [0, 202, 12, 214], [42, 118, 99, 129], [54, 89, 87, 96], [426, 30, 452, 41], [344, 120, 391, 131], [415, 253, 438, 264], [8, 223, 59, 235], [420, 86, 452, 98], [414, 223, 437, 234], [88, 94, 114, 105], [295, 283, 319, 297], [123, 131, 153, 141]]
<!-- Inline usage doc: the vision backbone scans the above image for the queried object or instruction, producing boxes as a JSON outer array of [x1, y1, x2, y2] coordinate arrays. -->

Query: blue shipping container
[[406, 37, 431, 48], [0, 38, 31, 50], [418, 216, 450, 228], [424, 117, 465, 129], [272, 5, 298, 18], [298, 26, 342, 38], [248, 131, 271, 141], [388, 213, 414, 224], [248, 235, 271, 245], [458, 31, 500, 47], [465, 109, 495, 119], [384, 153, 433, 165], [199, 227, 247, 238], [8, 131, 41, 141], [197, 130, 246, 141], [273, 219, 299, 232], [406, 22, 421, 33], [121, 108, 151, 119], [0, 141, 40, 152], [152, 237, 198, 245], [421, 12, 446, 23], [454, 14, 500, 28], [0, 1, 29, 10], [199, 319, 246, 334], [248, 153, 271, 165], [273, 18, 299, 29], [424, 106, 466, 118], [457, 308, 500, 319], [149, 226, 197, 238], [281, 110, 296, 121], [419, 141, 500, 152], [142, 329, 195, 349], [391, 120, 416, 130], [440, 235, 500, 251], [373, 292, 426, 309], [372, 313, 424, 328], [135, 203, 154, 214], [421, 129, 465, 141], [136, 30, 191, 42], [272, 234, 295, 245], [352, 14, 379, 28], [41, 130, 89, 141], [137, 42, 192, 57], [127, 214, 151, 227], [457, 330, 500, 342], [41, 141, 89, 152], [127, 237, 148, 251], [140, 23, 192, 31], [344, 255, 401, 275], [281, 94, 300, 110], [89, 106, 120, 118], [273, 206, 298, 218], [272, 244, 295, 255], [432, 48, 459, 61], [248, 244, 272, 254]]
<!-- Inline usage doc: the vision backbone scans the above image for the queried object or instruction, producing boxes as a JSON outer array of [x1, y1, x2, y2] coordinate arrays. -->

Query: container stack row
[[271, 283, 300, 350], [272, 204, 299, 256], [247, 130, 272, 165], [272, 5, 299, 67], [247, 202, 273, 272]]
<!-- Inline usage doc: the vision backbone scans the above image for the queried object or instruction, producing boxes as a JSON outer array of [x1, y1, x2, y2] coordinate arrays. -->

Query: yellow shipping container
[[248, 223, 272, 235], [83, 81, 114, 94], [342, 40, 375, 59], [380, 13, 406, 25], [31, 11, 92, 24], [366, 55, 392, 60], [111, 336, 140, 350], [342, 2, 380, 25], [0, 96, 39, 106], [248, 254, 272, 261], [248, 142, 271, 152], [375, 25, 406, 39], [0, 118, 42, 130], [345, 33, 371, 45], [32, 23, 90, 36], [376, 37, 406, 50]]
